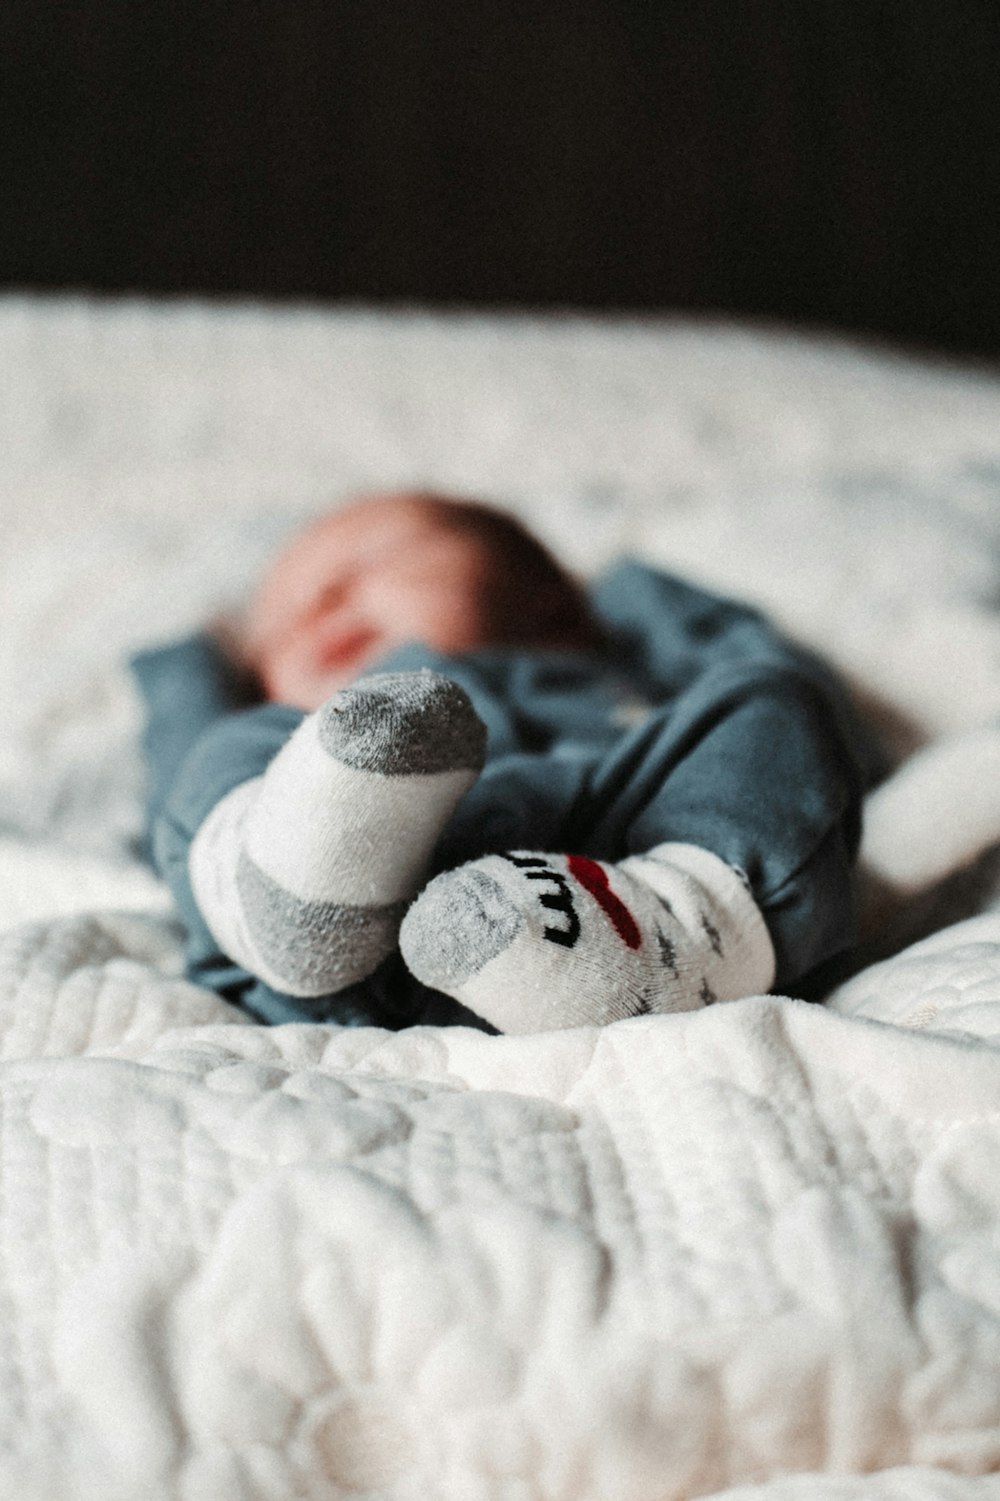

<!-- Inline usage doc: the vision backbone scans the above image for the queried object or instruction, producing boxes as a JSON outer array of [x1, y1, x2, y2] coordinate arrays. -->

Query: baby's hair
[[424, 496, 602, 653]]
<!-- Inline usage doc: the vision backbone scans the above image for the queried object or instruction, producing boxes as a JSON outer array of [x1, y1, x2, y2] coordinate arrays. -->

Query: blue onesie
[[132, 559, 880, 1028]]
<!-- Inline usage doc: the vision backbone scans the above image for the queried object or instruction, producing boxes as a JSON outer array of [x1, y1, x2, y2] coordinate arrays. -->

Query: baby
[[133, 490, 876, 1032]]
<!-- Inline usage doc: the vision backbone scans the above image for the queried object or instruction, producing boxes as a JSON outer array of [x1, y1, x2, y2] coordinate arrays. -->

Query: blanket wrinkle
[[4, 869, 1000, 1497]]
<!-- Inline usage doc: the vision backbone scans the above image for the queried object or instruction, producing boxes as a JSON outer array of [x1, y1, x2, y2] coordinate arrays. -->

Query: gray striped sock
[[189, 670, 486, 997]]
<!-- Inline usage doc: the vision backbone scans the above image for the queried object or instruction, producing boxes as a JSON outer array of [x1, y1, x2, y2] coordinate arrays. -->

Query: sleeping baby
[[132, 490, 879, 1032]]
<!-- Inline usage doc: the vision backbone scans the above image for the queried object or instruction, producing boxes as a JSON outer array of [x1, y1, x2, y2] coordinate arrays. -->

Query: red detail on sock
[[566, 854, 642, 949]]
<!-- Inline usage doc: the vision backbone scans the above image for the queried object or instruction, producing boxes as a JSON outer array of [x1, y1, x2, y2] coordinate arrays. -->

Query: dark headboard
[[4, 1, 999, 357]]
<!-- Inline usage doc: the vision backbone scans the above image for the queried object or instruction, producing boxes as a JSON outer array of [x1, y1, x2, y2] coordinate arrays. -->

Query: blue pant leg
[[579, 659, 866, 992], [435, 657, 865, 994]]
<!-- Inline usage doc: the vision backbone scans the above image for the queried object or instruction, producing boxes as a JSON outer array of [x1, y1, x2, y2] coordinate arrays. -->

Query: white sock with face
[[399, 842, 776, 1033], [189, 670, 486, 997]]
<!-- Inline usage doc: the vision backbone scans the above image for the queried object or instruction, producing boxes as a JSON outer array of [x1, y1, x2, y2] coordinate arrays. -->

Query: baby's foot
[[399, 842, 775, 1033], [189, 671, 486, 997]]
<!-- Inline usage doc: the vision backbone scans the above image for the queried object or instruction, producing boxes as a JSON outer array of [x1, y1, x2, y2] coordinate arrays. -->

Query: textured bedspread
[[2, 296, 1000, 1499]]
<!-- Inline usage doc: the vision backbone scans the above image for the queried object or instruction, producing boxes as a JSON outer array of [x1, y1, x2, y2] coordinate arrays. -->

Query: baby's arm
[[130, 630, 261, 842]]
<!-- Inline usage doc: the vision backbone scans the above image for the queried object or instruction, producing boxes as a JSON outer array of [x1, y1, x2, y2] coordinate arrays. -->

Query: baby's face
[[248, 492, 552, 709]]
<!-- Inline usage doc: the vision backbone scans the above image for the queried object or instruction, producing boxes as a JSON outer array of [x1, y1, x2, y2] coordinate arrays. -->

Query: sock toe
[[318, 671, 487, 775], [400, 865, 523, 990]]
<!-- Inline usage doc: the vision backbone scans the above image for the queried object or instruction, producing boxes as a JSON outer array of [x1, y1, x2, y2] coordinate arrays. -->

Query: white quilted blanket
[[2, 296, 1000, 1500]]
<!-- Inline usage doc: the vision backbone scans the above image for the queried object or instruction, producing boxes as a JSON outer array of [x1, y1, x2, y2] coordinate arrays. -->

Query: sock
[[189, 670, 486, 998], [399, 842, 775, 1033]]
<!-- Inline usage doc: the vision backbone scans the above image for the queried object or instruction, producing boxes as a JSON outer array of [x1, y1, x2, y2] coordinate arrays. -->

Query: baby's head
[[247, 490, 599, 708]]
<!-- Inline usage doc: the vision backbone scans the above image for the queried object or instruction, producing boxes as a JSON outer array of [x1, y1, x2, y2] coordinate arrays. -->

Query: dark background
[[3, 0, 999, 358]]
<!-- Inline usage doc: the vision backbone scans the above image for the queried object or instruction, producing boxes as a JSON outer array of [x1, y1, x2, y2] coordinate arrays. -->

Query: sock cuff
[[626, 841, 777, 997]]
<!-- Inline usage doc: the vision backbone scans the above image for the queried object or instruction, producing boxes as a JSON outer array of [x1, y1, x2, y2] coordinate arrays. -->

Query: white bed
[[2, 295, 1000, 1500]]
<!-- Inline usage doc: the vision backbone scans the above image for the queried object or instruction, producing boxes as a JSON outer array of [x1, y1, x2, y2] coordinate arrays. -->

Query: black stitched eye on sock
[[538, 878, 581, 948]]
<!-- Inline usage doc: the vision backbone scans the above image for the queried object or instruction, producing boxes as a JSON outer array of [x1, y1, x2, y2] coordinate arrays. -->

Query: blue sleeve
[[590, 559, 887, 787], [130, 632, 264, 839], [131, 639, 305, 1012], [590, 560, 808, 688]]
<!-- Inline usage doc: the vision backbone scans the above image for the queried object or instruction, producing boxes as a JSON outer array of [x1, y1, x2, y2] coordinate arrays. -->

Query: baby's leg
[[401, 660, 865, 1032], [185, 671, 486, 999]]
